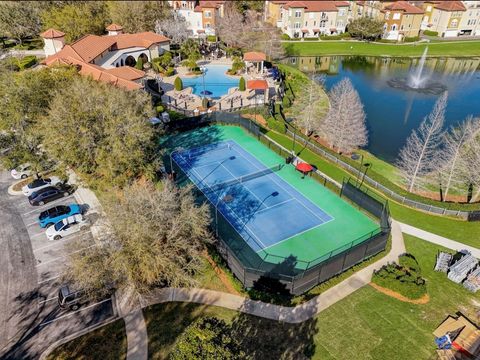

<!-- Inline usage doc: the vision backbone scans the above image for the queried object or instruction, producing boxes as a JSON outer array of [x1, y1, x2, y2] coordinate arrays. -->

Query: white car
[[46, 214, 90, 241], [11, 163, 32, 179], [22, 176, 62, 196]]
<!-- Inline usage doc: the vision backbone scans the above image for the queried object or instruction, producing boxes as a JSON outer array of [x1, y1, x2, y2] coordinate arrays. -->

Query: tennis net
[[201, 164, 283, 193]]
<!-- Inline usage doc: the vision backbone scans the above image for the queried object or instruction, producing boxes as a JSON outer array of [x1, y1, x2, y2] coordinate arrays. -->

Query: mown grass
[[284, 40, 480, 57], [47, 319, 127, 360]]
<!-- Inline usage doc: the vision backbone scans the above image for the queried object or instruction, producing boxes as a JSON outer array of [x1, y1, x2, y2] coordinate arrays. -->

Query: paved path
[[399, 222, 480, 258], [124, 310, 147, 360]]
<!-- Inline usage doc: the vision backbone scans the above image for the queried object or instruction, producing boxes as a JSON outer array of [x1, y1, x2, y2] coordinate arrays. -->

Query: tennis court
[[172, 140, 333, 253], [165, 125, 381, 268]]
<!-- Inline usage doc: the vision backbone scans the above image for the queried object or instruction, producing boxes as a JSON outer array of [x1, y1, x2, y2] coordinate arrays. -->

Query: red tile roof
[[383, 1, 424, 14], [106, 23, 123, 31], [284, 1, 348, 12], [40, 28, 65, 39], [104, 66, 145, 81], [244, 51, 266, 62], [247, 80, 268, 90], [434, 1, 466, 11]]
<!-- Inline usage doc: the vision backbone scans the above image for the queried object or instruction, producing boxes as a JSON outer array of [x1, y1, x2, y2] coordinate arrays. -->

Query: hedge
[[423, 30, 438, 36], [174, 77, 183, 91], [281, 34, 291, 40], [207, 35, 217, 42], [404, 36, 420, 42], [239, 77, 245, 91]]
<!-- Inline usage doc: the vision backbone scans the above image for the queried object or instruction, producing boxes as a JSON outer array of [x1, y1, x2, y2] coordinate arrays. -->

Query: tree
[[439, 116, 478, 201], [180, 38, 200, 60], [40, 76, 156, 187], [397, 92, 448, 192], [347, 17, 384, 40], [216, 2, 245, 48], [108, 1, 170, 33], [239, 77, 245, 91], [0, 66, 77, 171], [64, 180, 212, 297], [170, 317, 245, 360], [41, 1, 109, 43], [290, 74, 328, 135], [234, 0, 264, 14], [0, 1, 42, 44], [460, 129, 480, 202], [155, 11, 191, 44], [321, 78, 368, 154], [174, 76, 183, 91]]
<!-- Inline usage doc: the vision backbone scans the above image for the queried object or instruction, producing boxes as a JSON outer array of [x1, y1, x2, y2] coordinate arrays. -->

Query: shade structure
[[296, 162, 314, 173]]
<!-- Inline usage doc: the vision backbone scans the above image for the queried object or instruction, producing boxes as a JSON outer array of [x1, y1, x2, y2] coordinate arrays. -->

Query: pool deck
[[157, 58, 277, 114]]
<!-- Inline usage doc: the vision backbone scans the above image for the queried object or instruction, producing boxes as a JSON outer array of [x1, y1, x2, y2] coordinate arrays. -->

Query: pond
[[282, 56, 480, 163], [181, 64, 239, 99]]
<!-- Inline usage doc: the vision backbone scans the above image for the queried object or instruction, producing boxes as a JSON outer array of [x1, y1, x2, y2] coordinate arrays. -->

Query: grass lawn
[[143, 236, 480, 360], [266, 130, 480, 248], [284, 40, 480, 57], [47, 319, 127, 360]]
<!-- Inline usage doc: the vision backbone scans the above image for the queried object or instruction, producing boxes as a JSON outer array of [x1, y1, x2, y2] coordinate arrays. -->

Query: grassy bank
[[266, 130, 480, 248], [284, 40, 480, 57]]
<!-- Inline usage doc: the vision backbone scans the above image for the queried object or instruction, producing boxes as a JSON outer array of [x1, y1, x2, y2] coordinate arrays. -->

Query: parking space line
[[35, 244, 97, 267], [25, 221, 39, 227], [39, 298, 111, 327], [21, 196, 75, 216], [38, 275, 60, 284], [30, 232, 47, 240], [38, 296, 58, 306], [33, 231, 91, 252]]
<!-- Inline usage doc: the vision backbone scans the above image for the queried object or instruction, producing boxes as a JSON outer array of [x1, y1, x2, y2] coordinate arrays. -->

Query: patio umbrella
[[200, 90, 213, 96], [296, 162, 314, 174]]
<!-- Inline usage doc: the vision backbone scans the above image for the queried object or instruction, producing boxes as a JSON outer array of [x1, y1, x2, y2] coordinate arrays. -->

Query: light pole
[[359, 163, 371, 188], [201, 65, 206, 101], [215, 189, 228, 237]]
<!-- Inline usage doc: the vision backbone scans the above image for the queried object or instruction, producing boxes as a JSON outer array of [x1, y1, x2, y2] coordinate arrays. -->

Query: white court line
[[35, 244, 97, 267], [254, 198, 295, 215], [39, 298, 111, 327], [232, 143, 334, 222], [38, 275, 60, 284], [21, 196, 74, 216], [174, 157, 268, 250], [33, 231, 90, 252]]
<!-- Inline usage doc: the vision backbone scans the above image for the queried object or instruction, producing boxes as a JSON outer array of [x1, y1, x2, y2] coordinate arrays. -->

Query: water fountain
[[387, 47, 447, 95]]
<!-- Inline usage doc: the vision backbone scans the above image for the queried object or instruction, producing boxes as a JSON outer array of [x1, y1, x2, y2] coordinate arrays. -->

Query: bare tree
[[397, 92, 448, 192], [457, 121, 480, 202], [155, 11, 191, 44], [290, 74, 328, 135], [321, 78, 368, 154], [439, 116, 478, 200], [64, 181, 213, 298], [216, 2, 245, 47]]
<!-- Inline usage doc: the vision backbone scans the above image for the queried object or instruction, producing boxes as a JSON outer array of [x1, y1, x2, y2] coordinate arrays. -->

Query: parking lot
[[0, 173, 115, 358]]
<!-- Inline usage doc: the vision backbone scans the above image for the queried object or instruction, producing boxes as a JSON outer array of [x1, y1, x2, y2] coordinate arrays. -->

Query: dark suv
[[28, 185, 73, 206]]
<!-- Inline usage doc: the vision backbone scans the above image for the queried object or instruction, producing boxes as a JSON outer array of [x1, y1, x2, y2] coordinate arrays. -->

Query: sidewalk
[[399, 222, 480, 258]]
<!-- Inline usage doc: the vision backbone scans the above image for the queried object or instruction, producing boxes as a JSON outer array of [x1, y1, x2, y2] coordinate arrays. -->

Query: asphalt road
[[0, 171, 114, 359]]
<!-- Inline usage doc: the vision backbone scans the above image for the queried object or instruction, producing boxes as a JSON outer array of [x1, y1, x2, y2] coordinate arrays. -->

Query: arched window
[[125, 55, 136, 67], [391, 24, 397, 31]]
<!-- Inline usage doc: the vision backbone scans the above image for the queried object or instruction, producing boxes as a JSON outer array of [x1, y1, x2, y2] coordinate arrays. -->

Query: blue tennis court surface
[[172, 140, 333, 253]]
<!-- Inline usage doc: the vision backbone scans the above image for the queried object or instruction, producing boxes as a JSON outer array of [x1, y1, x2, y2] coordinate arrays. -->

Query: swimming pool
[[181, 65, 239, 99]]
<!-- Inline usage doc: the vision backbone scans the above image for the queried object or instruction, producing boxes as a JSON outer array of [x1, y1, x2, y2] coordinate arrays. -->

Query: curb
[[7, 180, 25, 196]]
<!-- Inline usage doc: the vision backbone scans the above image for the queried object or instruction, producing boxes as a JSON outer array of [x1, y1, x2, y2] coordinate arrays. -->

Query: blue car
[[38, 204, 82, 228]]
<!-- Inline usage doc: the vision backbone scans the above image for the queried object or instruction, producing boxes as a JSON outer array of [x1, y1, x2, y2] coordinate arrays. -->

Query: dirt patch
[[204, 252, 240, 295], [12, 178, 31, 192], [242, 113, 268, 128], [369, 282, 430, 304]]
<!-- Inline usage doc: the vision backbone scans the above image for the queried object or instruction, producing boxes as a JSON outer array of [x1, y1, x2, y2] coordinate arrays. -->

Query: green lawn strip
[[143, 237, 479, 360], [284, 40, 480, 57], [266, 130, 480, 247], [194, 256, 232, 293], [47, 319, 127, 360]]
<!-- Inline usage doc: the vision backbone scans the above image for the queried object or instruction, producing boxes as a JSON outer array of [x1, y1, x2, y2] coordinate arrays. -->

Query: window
[[339, 9, 345, 16], [391, 24, 397, 31], [305, 21, 308, 26], [294, 22, 301, 29], [204, 11, 211, 18], [205, 23, 211, 28], [426, 5, 432, 11], [295, 10, 301, 17], [393, 13, 401, 20], [450, 19, 458, 28], [309, 12, 314, 19], [400, 25, 404, 30], [320, 20, 327, 27], [385, 11, 390, 20], [313, 20, 316, 26]]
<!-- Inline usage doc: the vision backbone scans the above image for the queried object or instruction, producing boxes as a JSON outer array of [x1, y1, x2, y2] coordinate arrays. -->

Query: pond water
[[181, 64, 239, 99], [283, 56, 480, 162]]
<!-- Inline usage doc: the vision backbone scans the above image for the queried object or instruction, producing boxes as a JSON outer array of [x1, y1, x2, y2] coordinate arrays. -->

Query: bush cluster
[[372, 254, 427, 299], [404, 36, 420, 42], [423, 30, 439, 36]]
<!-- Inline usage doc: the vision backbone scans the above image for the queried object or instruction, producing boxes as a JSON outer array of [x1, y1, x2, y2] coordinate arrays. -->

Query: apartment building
[[459, 1, 480, 36], [381, 1, 424, 40], [279, 1, 350, 38], [169, 0, 224, 37], [265, 1, 289, 27], [421, 1, 467, 37]]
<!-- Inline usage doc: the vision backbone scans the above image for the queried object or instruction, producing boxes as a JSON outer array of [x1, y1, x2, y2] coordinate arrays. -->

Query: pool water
[[181, 65, 239, 99]]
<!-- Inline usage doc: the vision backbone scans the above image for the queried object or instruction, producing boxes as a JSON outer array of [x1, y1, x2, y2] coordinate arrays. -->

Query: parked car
[[38, 204, 82, 228], [28, 185, 73, 206], [46, 214, 89, 240], [10, 163, 32, 179], [22, 176, 62, 196], [58, 285, 84, 311]]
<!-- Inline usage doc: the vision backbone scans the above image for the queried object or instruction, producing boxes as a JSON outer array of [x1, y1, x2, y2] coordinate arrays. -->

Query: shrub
[[156, 105, 164, 114], [135, 58, 144, 70], [281, 34, 291, 40], [304, 37, 319, 41], [239, 77, 245, 91], [202, 97, 209, 108], [377, 39, 398, 43], [404, 36, 420, 42], [319, 34, 344, 40], [230, 56, 245, 75], [19, 55, 37, 69], [423, 30, 438, 36], [174, 77, 183, 91], [206, 35, 217, 42]]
